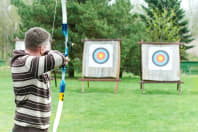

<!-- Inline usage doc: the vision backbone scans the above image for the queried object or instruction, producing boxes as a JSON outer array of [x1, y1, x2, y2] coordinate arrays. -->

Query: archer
[[11, 27, 69, 132]]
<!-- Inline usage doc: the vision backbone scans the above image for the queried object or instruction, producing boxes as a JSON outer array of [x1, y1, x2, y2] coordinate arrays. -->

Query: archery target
[[92, 48, 109, 64], [83, 40, 120, 78], [149, 47, 173, 70], [88, 45, 113, 67], [142, 44, 180, 81]]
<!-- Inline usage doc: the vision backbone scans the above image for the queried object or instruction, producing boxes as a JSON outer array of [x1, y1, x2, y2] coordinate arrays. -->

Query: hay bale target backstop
[[139, 41, 184, 95], [80, 39, 121, 93]]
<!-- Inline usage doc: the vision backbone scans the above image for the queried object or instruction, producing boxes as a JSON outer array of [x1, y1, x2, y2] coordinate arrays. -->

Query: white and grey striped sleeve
[[30, 50, 65, 77]]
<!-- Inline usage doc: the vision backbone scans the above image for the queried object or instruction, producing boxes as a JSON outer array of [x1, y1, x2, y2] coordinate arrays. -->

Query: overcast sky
[[110, 0, 197, 11]]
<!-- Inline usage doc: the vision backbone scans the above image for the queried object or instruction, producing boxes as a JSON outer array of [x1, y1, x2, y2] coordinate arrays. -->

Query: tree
[[142, 0, 193, 58], [144, 8, 187, 58], [11, 0, 147, 77], [68, 0, 148, 76], [0, 0, 19, 60], [145, 8, 181, 42], [189, 0, 198, 36]]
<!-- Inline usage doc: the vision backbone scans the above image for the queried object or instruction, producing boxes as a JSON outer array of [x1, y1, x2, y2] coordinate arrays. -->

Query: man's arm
[[31, 50, 66, 77]]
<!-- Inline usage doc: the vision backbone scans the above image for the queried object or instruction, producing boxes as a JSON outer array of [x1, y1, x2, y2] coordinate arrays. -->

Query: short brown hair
[[25, 27, 51, 50]]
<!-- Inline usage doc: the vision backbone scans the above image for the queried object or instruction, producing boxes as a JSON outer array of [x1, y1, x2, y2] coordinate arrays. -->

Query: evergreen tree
[[142, 0, 193, 51], [68, 0, 148, 75], [11, 0, 147, 76], [11, 0, 74, 76], [145, 8, 181, 42]]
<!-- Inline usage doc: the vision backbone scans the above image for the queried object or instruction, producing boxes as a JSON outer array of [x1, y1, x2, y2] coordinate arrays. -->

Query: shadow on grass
[[70, 87, 116, 94], [69, 85, 180, 95], [188, 91, 198, 95], [142, 89, 180, 95]]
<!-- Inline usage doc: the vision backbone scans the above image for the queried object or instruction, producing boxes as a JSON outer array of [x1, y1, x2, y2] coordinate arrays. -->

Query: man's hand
[[65, 57, 70, 66]]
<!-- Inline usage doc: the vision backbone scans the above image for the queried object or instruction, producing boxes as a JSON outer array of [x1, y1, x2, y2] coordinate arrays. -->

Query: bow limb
[[53, 0, 68, 132]]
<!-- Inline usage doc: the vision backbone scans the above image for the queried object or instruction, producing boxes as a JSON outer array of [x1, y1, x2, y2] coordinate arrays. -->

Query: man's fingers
[[65, 57, 70, 65], [65, 57, 70, 61]]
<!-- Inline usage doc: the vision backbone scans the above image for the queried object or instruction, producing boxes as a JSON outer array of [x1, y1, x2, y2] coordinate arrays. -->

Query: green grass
[[0, 66, 198, 132]]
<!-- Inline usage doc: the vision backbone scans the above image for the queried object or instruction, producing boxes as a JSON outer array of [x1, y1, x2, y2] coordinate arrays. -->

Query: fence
[[181, 61, 198, 75], [0, 60, 6, 67]]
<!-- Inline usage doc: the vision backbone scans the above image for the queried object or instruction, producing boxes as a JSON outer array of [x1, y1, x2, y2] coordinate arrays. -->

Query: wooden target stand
[[79, 39, 121, 94], [79, 78, 120, 93], [140, 80, 184, 95], [139, 41, 184, 95]]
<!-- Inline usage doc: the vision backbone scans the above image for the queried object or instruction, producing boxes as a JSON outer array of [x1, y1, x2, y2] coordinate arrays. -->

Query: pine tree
[[11, 0, 148, 76], [145, 8, 181, 42], [142, 0, 193, 49]]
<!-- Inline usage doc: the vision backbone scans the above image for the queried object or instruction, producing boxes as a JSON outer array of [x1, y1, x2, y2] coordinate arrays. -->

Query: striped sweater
[[11, 50, 65, 129]]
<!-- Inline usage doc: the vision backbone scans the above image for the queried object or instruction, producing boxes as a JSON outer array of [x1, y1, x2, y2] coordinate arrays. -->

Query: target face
[[88, 44, 113, 67], [148, 47, 173, 71], [142, 44, 180, 81], [152, 50, 169, 67], [93, 48, 109, 64]]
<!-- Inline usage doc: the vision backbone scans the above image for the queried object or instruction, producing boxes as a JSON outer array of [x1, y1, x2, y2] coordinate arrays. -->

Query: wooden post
[[177, 83, 181, 95], [87, 81, 90, 88], [114, 81, 119, 94], [177, 83, 179, 91], [142, 82, 145, 94], [82, 81, 85, 93], [140, 81, 142, 89]]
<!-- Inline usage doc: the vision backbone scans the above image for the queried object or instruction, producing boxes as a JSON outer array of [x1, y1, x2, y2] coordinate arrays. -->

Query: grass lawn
[[0, 66, 198, 132]]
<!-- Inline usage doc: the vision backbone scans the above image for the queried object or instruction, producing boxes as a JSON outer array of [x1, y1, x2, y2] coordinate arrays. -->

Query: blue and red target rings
[[152, 50, 169, 67], [92, 48, 109, 64]]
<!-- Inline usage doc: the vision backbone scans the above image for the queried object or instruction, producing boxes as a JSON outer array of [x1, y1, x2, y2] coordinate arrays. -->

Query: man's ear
[[40, 46, 45, 56], [40, 44, 49, 55]]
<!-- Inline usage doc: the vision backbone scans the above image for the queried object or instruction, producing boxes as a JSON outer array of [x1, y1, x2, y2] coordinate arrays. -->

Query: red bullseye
[[152, 50, 169, 67], [97, 52, 105, 60], [93, 48, 109, 64], [156, 54, 165, 62]]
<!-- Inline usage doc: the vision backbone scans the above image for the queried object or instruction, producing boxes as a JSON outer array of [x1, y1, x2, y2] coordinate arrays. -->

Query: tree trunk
[[119, 71, 123, 78], [68, 62, 74, 78], [1, 45, 3, 59], [2, 42, 5, 59]]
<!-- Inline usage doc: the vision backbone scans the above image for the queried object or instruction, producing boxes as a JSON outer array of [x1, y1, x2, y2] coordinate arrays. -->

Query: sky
[[181, 0, 189, 10], [110, 0, 196, 11], [109, 0, 198, 34]]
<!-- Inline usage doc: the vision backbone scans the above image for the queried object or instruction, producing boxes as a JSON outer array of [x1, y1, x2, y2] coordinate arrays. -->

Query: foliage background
[[10, 0, 148, 76], [0, 0, 197, 76]]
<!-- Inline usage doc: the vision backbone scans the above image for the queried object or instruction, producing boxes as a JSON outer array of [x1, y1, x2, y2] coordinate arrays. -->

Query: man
[[11, 27, 69, 132]]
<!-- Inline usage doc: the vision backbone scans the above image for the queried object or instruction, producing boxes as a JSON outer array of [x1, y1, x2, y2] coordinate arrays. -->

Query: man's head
[[25, 27, 51, 55]]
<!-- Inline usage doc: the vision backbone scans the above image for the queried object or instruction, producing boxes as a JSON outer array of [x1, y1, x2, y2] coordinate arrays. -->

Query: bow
[[53, 0, 68, 132]]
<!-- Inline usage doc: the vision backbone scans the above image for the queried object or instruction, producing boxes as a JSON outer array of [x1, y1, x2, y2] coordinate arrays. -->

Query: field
[[0, 66, 198, 132]]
